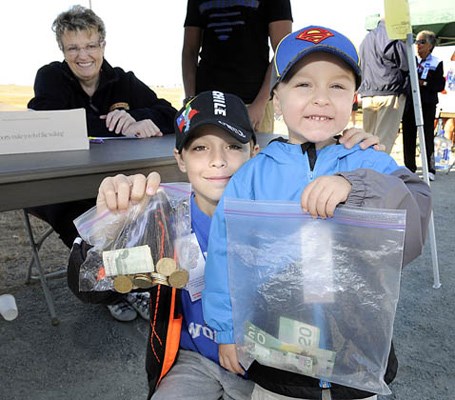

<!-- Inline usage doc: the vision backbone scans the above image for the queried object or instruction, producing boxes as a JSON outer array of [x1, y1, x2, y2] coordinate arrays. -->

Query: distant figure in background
[[181, 0, 292, 133], [27, 5, 177, 322], [440, 50, 455, 146], [402, 30, 445, 181], [358, 19, 409, 154]]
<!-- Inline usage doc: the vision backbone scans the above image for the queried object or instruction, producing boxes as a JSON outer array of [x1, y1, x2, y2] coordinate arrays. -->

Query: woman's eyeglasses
[[415, 39, 427, 45], [63, 41, 105, 57]]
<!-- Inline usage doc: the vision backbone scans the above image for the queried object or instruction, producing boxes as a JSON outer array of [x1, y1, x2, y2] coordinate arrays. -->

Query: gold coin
[[151, 272, 169, 286], [132, 273, 153, 289], [113, 275, 133, 293], [168, 270, 189, 289], [156, 257, 177, 276]]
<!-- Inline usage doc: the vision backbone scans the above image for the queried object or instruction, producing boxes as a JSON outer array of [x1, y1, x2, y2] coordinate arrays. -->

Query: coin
[[132, 273, 153, 289], [168, 269, 189, 289], [151, 272, 169, 286], [113, 275, 133, 293], [156, 257, 177, 276]]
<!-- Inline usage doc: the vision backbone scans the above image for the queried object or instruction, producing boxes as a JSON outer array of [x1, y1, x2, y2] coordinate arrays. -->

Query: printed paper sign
[[384, 0, 411, 40], [0, 108, 89, 155]]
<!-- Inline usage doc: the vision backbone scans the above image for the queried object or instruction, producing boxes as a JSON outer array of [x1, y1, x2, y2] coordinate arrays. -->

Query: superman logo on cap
[[177, 105, 199, 133], [296, 28, 334, 44]]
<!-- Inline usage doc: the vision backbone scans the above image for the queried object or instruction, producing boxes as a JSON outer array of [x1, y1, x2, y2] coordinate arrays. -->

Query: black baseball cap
[[174, 91, 256, 153]]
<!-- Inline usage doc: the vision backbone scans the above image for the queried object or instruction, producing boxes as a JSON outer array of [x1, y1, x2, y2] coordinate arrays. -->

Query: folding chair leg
[[22, 210, 60, 326]]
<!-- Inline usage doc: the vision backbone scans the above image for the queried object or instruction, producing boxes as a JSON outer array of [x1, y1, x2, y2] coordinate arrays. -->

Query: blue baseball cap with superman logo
[[271, 25, 362, 93]]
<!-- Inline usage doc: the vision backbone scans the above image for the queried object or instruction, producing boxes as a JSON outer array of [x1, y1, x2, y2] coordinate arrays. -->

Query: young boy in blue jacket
[[202, 26, 432, 400], [92, 90, 384, 399]]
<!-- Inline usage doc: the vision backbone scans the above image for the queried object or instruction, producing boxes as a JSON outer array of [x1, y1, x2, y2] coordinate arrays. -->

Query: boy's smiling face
[[273, 52, 356, 145], [174, 125, 258, 216]]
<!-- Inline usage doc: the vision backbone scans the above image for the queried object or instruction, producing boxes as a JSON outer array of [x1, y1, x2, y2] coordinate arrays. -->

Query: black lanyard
[[301, 142, 317, 171], [269, 137, 317, 171]]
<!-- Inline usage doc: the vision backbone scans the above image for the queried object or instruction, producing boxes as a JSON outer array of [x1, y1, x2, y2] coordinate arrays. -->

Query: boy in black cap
[[202, 26, 432, 399], [96, 90, 259, 399]]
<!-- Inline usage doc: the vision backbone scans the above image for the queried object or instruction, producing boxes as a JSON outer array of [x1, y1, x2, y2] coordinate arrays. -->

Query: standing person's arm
[[248, 20, 292, 130], [182, 26, 202, 101]]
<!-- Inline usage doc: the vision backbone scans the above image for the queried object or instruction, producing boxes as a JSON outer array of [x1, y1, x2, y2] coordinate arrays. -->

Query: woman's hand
[[122, 119, 163, 138], [102, 109, 136, 134]]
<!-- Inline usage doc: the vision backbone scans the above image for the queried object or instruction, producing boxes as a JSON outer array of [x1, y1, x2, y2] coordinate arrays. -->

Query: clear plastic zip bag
[[74, 183, 191, 293], [224, 198, 406, 395]]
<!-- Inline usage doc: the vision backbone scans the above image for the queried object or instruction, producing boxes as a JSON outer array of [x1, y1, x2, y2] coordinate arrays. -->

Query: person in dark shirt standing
[[181, 0, 292, 133], [401, 30, 446, 180]]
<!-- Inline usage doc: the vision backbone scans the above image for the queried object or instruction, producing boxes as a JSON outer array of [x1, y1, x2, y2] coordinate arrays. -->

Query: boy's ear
[[272, 91, 282, 116], [173, 149, 187, 173], [251, 143, 260, 157]]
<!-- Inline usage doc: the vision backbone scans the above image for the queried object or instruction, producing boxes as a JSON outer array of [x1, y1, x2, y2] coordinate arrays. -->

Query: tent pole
[[405, 32, 441, 288]]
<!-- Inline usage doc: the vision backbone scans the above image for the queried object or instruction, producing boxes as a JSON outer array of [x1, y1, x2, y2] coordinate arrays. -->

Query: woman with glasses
[[26, 5, 177, 323], [28, 4, 176, 138], [401, 30, 446, 181]]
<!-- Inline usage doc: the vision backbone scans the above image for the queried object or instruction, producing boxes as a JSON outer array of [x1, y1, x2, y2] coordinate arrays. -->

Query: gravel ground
[[0, 165, 454, 400]]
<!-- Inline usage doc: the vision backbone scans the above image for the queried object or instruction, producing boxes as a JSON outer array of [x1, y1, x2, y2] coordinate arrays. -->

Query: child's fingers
[[97, 174, 148, 212], [372, 143, 386, 152], [339, 127, 363, 148], [97, 176, 122, 212], [145, 172, 161, 195], [301, 176, 351, 218], [110, 174, 136, 210], [357, 135, 381, 150], [340, 128, 382, 150], [301, 181, 325, 218], [128, 174, 149, 204]]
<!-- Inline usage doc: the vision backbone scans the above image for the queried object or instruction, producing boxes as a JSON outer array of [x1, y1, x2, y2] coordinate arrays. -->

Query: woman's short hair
[[52, 5, 106, 50], [418, 30, 437, 51]]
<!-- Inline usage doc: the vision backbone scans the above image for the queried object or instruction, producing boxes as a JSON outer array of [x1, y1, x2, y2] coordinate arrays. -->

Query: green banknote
[[244, 320, 336, 378]]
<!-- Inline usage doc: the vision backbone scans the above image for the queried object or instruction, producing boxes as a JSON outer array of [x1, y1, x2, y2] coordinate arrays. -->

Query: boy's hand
[[339, 127, 386, 151], [219, 344, 246, 375], [301, 175, 351, 218], [96, 172, 161, 213]]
